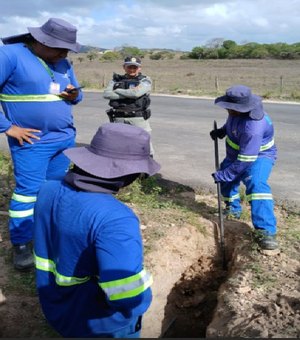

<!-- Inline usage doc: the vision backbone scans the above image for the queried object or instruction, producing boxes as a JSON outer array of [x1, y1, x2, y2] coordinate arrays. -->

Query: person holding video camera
[[103, 56, 154, 156]]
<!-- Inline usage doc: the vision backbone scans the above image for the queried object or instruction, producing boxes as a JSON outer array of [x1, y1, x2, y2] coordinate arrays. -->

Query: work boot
[[254, 232, 279, 250], [258, 235, 279, 250], [13, 243, 34, 271], [223, 208, 241, 219]]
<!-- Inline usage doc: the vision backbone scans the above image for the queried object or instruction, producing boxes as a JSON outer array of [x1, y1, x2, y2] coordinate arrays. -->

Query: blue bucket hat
[[28, 18, 81, 52], [215, 85, 264, 120], [64, 123, 161, 178], [2, 18, 81, 52]]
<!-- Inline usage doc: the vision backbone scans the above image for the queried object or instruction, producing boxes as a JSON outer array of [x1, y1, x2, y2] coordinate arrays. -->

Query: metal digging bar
[[213, 120, 227, 270]]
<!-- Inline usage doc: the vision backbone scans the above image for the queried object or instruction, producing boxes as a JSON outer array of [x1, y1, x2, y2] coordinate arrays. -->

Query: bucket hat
[[124, 56, 142, 67], [1, 33, 32, 45], [27, 18, 80, 52], [64, 123, 161, 178], [215, 85, 264, 120]]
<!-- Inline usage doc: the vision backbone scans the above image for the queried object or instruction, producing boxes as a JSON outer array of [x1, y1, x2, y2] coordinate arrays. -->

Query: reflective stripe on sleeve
[[34, 253, 90, 286], [99, 269, 153, 301], [226, 137, 275, 152], [237, 154, 258, 162], [12, 193, 37, 203], [9, 208, 34, 218]]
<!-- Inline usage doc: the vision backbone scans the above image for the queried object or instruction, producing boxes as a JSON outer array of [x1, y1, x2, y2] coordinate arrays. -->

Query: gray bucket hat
[[27, 18, 80, 52], [64, 123, 161, 178], [215, 85, 264, 120]]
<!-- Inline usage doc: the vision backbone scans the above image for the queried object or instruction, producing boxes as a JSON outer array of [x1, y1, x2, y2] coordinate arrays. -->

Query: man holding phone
[[0, 18, 83, 270], [65, 86, 85, 93]]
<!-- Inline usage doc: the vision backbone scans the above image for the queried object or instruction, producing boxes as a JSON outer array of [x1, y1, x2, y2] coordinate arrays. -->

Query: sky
[[0, 0, 299, 51]]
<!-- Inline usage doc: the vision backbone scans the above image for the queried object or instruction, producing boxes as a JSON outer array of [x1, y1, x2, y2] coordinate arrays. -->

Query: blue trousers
[[220, 157, 277, 235], [8, 137, 75, 245]]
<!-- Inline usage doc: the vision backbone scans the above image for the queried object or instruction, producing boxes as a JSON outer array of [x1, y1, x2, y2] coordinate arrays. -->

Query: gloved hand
[[211, 172, 221, 183], [210, 128, 226, 141]]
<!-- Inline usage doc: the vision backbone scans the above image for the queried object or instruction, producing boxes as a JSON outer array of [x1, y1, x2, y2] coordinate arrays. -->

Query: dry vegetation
[[1, 57, 300, 337], [70, 53, 300, 101]]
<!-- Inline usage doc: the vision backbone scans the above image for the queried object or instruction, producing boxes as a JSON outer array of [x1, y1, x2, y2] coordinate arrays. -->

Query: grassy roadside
[[71, 57, 300, 102], [1, 150, 300, 337]]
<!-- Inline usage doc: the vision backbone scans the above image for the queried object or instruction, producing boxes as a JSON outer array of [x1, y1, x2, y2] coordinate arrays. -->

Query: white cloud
[[205, 4, 229, 18], [1, 0, 299, 50]]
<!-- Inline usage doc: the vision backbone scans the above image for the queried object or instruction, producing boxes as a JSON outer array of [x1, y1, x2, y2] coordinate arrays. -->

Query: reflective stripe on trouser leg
[[9, 197, 35, 245], [220, 158, 242, 214], [8, 137, 75, 245], [243, 157, 277, 235]]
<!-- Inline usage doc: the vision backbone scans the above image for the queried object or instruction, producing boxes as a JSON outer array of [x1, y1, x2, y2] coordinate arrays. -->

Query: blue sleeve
[[68, 64, 83, 105], [95, 213, 152, 317], [215, 130, 262, 182]]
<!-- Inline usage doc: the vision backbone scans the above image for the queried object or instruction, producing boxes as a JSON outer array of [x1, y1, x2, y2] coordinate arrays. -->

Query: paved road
[[1, 92, 299, 207]]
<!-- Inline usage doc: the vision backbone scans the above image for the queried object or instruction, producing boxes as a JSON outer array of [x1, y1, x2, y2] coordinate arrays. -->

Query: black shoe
[[13, 243, 34, 271], [257, 234, 279, 250]]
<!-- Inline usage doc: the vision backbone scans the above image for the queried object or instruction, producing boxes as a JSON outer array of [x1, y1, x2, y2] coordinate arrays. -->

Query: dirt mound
[[0, 183, 299, 338]]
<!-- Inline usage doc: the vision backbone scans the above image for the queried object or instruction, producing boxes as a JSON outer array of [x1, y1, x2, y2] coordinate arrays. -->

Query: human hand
[[211, 172, 221, 183], [5, 125, 41, 145], [59, 85, 82, 101], [210, 128, 226, 140]]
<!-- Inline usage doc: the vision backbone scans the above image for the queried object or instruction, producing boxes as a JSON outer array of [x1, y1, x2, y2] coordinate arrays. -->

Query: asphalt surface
[[0, 92, 299, 208]]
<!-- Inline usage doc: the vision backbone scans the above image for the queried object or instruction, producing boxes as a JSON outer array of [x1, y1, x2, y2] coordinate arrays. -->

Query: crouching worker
[[33, 123, 161, 338], [210, 85, 278, 251]]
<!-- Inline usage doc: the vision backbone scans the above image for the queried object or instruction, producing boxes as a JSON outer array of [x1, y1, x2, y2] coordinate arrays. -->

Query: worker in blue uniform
[[210, 85, 278, 250], [33, 123, 161, 338], [0, 18, 83, 270]]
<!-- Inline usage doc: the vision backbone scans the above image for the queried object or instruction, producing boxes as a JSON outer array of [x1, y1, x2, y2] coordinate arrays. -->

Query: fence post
[[101, 75, 106, 88], [215, 76, 219, 94], [280, 75, 283, 95]]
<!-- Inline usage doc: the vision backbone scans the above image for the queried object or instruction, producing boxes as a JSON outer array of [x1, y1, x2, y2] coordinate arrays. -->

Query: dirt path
[[0, 183, 300, 338]]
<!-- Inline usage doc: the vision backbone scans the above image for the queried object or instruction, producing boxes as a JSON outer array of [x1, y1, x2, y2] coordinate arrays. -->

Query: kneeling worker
[[34, 123, 161, 337]]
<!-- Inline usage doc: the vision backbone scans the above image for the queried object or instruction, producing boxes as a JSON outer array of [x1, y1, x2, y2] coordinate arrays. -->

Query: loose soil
[[0, 175, 300, 338]]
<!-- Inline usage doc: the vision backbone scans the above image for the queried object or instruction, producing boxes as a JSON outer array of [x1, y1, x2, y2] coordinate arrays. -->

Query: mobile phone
[[65, 86, 85, 93]]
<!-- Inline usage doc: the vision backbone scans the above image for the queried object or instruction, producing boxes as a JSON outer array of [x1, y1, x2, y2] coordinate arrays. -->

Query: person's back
[[35, 180, 150, 337], [34, 123, 161, 337]]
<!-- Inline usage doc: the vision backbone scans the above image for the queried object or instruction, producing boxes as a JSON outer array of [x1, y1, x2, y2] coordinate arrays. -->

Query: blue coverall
[[34, 180, 152, 338], [0, 42, 83, 245], [213, 113, 277, 235]]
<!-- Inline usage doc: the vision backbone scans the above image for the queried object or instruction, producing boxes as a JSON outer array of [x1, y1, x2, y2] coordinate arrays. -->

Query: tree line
[[77, 40, 300, 62], [187, 39, 300, 60]]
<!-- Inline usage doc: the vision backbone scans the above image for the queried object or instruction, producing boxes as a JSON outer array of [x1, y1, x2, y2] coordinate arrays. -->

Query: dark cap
[[124, 56, 142, 67]]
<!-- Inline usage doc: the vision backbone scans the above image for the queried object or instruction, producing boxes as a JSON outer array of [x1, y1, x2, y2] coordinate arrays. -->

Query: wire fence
[[72, 56, 300, 100]]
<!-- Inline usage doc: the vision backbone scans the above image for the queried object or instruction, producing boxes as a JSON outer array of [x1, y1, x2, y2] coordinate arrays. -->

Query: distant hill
[[78, 45, 187, 53], [79, 45, 107, 53]]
